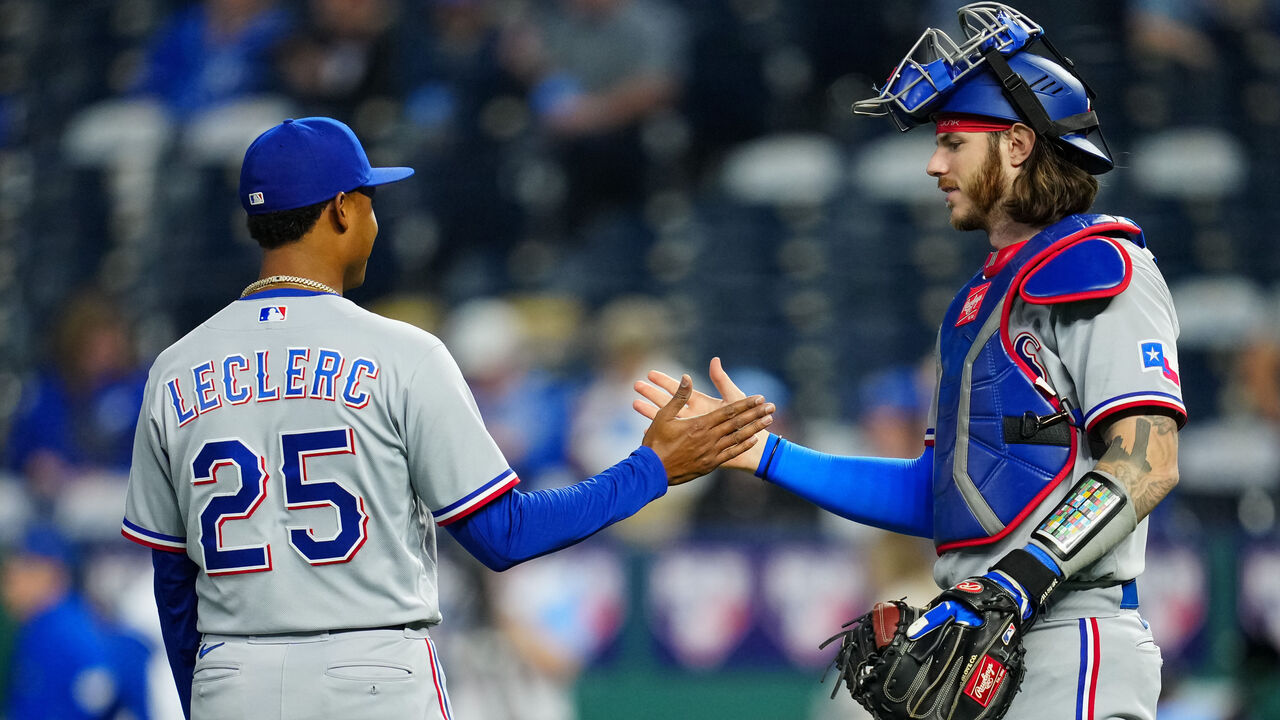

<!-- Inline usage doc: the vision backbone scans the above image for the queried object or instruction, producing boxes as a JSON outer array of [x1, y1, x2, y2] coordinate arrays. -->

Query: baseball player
[[120, 116, 775, 720], [636, 4, 1183, 719]]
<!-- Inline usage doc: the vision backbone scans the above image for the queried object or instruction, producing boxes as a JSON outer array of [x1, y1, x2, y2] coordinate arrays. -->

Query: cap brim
[[367, 166, 415, 187]]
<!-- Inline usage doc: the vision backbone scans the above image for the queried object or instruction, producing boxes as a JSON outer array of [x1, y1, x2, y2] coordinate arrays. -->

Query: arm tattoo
[[1094, 415, 1179, 520]]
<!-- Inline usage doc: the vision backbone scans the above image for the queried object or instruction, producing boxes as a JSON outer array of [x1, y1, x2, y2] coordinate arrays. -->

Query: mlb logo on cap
[[259, 306, 287, 322], [249, 192, 265, 206]]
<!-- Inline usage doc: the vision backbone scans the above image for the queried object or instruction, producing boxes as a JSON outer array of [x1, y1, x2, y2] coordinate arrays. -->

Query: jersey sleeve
[[402, 344, 519, 525], [121, 380, 188, 552], [1053, 248, 1187, 434]]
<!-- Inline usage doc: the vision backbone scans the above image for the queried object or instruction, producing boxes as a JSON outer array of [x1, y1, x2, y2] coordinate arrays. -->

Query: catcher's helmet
[[854, 2, 1113, 175]]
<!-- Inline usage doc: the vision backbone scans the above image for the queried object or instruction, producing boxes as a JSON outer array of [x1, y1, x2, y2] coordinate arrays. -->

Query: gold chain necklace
[[239, 275, 339, 299]]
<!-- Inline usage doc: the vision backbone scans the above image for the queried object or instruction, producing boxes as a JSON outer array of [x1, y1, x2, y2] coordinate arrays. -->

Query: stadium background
[[0, 0, 1276, 718]]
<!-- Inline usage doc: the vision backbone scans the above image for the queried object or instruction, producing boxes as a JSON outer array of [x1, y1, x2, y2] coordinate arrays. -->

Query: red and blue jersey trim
[[1084, 391, 1187, 433], [121, 518, 187, 552], [433, 469, 520, 526]]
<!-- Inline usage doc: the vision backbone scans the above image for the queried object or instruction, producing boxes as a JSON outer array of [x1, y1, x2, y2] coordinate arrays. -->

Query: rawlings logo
[[963, 655, 1007, 707], [955, 283, 991, 326], [956, 580, 984, 593]]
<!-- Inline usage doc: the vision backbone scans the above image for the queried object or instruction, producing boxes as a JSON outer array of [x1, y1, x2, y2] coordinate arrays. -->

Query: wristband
[[1027, 469, 1138, 579], [755, 433, 782, 480], [990, 547, 1061, 614]]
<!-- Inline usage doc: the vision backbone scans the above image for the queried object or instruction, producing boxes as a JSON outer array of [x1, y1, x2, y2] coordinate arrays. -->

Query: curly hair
[[245, 200, 328, 250]]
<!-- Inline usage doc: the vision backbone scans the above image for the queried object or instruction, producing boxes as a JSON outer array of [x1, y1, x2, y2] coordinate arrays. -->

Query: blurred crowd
[[2, 0, 1280, 718]]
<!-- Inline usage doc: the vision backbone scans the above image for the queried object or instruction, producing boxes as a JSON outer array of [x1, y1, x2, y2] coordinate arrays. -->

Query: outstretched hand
[[634, 358, 769, 473], [641, 373, 774, 485]]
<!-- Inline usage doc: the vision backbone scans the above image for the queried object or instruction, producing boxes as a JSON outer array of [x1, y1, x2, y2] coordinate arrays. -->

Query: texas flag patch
[[259, 306, 287, 322], [1140, 341, 1179, 386]]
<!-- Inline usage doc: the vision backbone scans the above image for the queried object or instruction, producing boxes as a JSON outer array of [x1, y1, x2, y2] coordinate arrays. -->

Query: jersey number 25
[[192, 428, 369, 575]]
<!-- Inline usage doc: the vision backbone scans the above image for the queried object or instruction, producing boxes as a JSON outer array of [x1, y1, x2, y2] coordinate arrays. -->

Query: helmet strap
[[980, 48, 1103, 141], [981, 48, 1059, 137]]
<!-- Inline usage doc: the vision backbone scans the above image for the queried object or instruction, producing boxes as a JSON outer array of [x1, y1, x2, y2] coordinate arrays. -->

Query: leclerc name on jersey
[[164, 348, 379, 427]]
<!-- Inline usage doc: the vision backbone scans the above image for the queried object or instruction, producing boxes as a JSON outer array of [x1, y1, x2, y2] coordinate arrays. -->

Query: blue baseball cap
[[239, 117, 415, 215], [15, 523, 78, 568]]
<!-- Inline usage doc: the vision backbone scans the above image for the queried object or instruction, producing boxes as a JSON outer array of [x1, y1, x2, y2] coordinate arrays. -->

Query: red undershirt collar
[[984, 239, 1028, 278]]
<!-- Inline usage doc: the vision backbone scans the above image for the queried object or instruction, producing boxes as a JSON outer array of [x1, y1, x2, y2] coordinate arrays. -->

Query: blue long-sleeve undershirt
[[755, 434, 934, 538], [151, 549, 200, 720], [445, 446, 668, 571]]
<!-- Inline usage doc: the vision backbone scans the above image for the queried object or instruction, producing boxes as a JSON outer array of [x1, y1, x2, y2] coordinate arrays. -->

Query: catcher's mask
[[853, 2, 1113, 175]]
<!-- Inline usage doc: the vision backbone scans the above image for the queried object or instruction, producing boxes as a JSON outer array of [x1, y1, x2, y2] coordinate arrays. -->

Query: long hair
[[999, 132, 1099, 226]]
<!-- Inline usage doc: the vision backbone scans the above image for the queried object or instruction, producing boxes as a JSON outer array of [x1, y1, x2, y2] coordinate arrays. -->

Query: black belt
[[1058, 578, 1138, 609]]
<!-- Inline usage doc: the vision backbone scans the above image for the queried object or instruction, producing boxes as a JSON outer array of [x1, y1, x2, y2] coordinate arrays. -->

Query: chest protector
[[931, 214, 1144, 553]]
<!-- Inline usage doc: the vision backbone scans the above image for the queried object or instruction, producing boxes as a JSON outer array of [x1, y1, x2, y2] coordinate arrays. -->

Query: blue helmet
[[939, 52, 1112, 174], [854, 2, 1113, 174]]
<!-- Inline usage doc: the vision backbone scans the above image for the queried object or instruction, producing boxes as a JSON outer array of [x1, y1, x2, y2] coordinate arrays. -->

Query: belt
[[1055, 578, 1139, 610], [206, 624, 430, 644]]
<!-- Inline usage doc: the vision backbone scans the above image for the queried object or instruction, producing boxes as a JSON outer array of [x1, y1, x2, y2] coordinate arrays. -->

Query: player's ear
[[1008, 123, 1036, 168], [331, 191, 351, 233]]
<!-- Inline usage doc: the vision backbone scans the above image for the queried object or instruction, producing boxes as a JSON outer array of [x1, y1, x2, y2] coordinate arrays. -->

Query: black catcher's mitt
[[821, 577, 1028, 720]]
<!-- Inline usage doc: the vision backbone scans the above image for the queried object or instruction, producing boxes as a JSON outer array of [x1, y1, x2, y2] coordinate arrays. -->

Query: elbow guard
[[1026, 469, 1138, 580]]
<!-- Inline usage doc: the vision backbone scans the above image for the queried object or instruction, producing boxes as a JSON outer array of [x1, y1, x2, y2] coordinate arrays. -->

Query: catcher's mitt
[[821, 577, 1027, 720]]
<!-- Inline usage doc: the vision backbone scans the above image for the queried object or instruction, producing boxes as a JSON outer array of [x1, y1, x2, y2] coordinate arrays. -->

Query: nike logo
[[199, 642, 225, 659]]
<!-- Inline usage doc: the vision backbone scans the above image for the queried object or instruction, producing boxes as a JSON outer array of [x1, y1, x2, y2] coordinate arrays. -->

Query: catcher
[[635, 4, 1181, 719]]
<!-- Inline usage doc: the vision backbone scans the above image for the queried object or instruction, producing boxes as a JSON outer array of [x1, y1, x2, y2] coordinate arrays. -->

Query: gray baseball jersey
[[931, 237, 1185, 588], [123, 290, 517, 635]]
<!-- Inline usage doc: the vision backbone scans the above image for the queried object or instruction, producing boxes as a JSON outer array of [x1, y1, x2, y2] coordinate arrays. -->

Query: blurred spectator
[[1229, 334, 1280, 423], [5, 290, 147, 503], [2, 524, 150, 719], [133, 0, 293, 119], [506, 0, 690, 228], [442, 297, 577, 487], [483, 543, 628, 720], [396, 0, 529, 299], [277, 0, 397, 121], [569, 296, 678, 473], [1125, 0, 1280, 133], [568, 296, 695, 542], [60, 0, 298, 340], [850, 363, 932, 460], [846, 364, 936, 603], [401, 0, 524, 141], [690, 367, 820, 534], [1125, 0, 1280, 71]]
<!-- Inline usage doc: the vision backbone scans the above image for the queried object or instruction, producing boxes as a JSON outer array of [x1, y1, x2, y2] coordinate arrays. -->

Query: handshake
[[631, 357, 776, 485]]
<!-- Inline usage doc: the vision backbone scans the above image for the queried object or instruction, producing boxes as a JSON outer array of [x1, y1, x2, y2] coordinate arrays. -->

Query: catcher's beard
[[952, 138, 1008, 232]]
